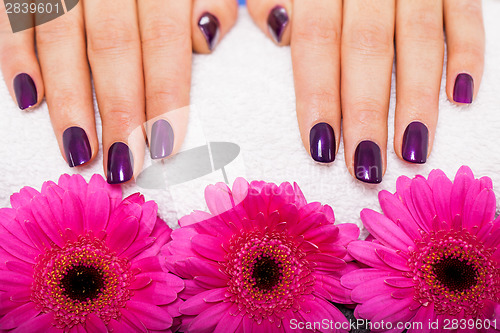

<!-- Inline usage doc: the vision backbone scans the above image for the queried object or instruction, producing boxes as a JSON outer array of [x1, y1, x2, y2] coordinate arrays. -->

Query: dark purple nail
[[150, 119, 174, 160], [309, 122, 335, 163], [453, 73, 474, 104], [198, 12, 220, 51], [267, 5, 288, 44], [402, 121, 428, 164], [13, 73, 37, 110], [107, 142, 134, 184], [354, 141, 383, 184], [62, 127, 92, 167]]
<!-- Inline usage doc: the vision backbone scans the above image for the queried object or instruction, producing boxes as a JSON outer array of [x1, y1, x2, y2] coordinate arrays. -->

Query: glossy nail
[[354, 141, 383, 184], [453, 73, 474, 104], [150, 119, 174, 160], [402, 122, 428, 164], [13, 73, 37, 110], [267, 6, 288, 44], [309, 122, 335, 163], [107, 142, 134, 184], [62, 127, 92, 167], [198, 12, 220, 51]]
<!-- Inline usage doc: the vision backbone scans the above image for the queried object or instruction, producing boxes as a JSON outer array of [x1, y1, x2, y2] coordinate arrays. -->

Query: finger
[[0, 9, 43, 110], [138, 0, 191, 160], [35, 3, 97, 167], [85, 0, 145, 184], [341, 0, 395, 184], [394, 0, 444, 164], [192, 0, 238, 53], [247, 0, 292, 45], [291, 0, 342, 163], [444, 0, 484, 104]]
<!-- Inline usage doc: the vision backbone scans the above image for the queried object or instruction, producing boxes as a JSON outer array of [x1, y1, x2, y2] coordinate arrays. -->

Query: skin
[[0, 0, 238, 183], [247, 0, 485, 182]]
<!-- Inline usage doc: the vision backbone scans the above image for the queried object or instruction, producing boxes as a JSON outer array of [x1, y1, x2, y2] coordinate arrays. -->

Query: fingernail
[[13, 73, 37, 110], [107, 142, 134, 184], [62, 126, 92, 167], [198, 12, 220, 51], [402, 121, 428, 164], [309, 122, 335, 163], [150, 119, 174, 160], [267, 5, 288, 44], [354, 141, 383, 184], [453, 73, 474, 104]]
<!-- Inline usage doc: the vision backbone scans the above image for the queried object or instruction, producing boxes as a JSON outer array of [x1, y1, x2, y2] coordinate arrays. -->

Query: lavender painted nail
[[107, 142, 134, 184], [354, 141, 383, 184], [267, 5, 288, 44], [150, 119, 174, 160], [62, 127, 92, 167], [198, 12, 220, 51], [402, 122, 428, 164], [310, 122, 335, 163], [13, 73, 37, 110], [453, 73, 474, 104]]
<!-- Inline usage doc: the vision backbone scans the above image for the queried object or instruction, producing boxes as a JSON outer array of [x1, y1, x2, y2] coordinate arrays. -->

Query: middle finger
[[84, 0, 145, 184], [341, 0, 396, 184]]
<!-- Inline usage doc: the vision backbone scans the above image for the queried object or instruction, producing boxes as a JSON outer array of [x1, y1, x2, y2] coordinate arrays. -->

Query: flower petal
[[11, 313, 54, 333], [361, 209, 414, 251], [107, 216, 139, 255], [126, 301, 172, 331], [375, 247, 410, 271], [0, 302, 39, 329], [85, 314, 107, 333], [214, 309, 243, 333], [463, 188, 496, 230], [348, 241, 392, 270], [84, 189, 110, 233], [378, 190, 421, 241], [191, 234, 226, 262], [188, 301, 232, 333], [341, 268, 394, 289]]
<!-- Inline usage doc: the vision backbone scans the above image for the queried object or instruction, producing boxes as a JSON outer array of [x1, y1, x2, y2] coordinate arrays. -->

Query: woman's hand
[[247, 0, 484, 183], [0, 0, 238, 184]]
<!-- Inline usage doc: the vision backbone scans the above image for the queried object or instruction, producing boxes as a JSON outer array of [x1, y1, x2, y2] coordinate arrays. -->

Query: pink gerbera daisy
[[342, 166, 500, 333], [164, 178, 360, 332], [0, 174, 183, 332]]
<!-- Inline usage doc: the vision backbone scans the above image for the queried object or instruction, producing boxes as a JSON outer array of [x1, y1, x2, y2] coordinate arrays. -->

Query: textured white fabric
[[1, 2, 499, 235]]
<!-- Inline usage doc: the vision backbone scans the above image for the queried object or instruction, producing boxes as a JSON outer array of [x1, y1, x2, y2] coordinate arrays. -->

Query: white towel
[[1, 1, 500, 236]]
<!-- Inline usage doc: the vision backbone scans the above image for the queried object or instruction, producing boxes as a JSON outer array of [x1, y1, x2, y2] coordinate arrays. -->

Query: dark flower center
[[432, 257, 478, 292], [60, 265, 105, 301], [252, 256, 282, 290]]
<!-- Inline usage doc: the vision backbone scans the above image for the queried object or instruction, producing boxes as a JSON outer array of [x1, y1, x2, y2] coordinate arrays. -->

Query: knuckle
[[304, 89, 339, 111], [146, 85, 183, 108], [140, 16, 189, 50], [294, 16, 340, 45], [36, 18, 83, 46], [102, 108, 134, 130], [344, 22, 393, 55], [401, 11, 443, 43], [87, 18, 139, 55], [454, 0, 482, 17], [349, 98, 386, 126]]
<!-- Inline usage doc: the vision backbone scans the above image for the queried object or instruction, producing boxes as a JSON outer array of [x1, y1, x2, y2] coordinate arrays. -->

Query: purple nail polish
[[107, 142, 134, 184], [453, 73, 474, 104], [62, 126, 92, 167], [150, 119, 174, 160], [354, 140, 383, 184], [267, 5, 288, 44], [198, 12, 220, 51], [402, 121, 428, 164], [310, 122, 335, 163], [13, 73, 37, 110]]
